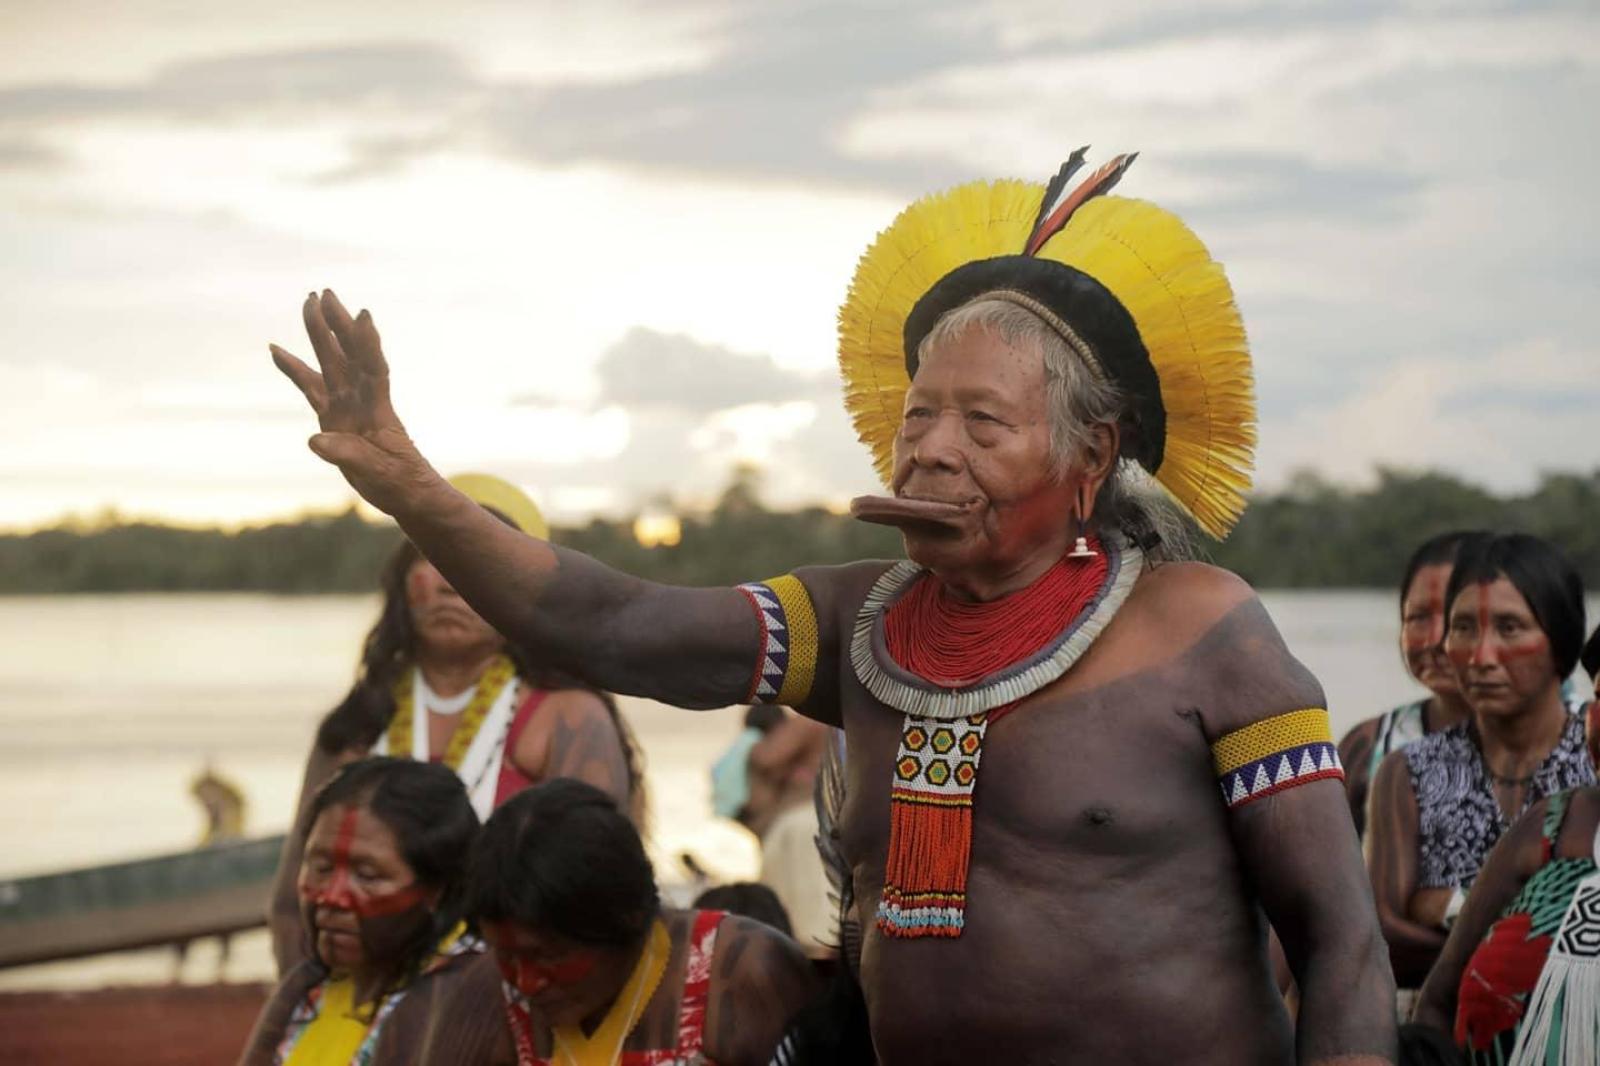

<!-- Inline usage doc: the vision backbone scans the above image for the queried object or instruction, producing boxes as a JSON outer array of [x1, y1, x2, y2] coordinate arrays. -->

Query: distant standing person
[[268, 473, 644, 974], [1337, 532, 1484, 839], [1368, 532, 1593, 991], [712, 707, 833, 956], [174, 764, 250, 979]]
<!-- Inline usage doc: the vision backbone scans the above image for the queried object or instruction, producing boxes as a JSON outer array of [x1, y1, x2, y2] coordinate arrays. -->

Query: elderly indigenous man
[[271, 150, 1396, 1064]]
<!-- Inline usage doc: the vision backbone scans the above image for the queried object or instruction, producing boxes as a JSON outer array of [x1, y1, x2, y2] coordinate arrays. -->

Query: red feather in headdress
[[1027, 146, 1090, 241], [1023, 152, 1139, 256]]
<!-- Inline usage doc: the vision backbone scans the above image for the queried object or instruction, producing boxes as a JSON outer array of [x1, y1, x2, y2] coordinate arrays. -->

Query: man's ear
[[1082, 421, 1120, 489]]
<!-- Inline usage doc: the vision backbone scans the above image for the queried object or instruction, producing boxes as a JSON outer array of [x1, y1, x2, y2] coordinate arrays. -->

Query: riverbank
[[0, 982, 269, 1065]]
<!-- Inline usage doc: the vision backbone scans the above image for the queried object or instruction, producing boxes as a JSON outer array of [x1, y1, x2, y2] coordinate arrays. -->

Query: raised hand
[[270, 289, 441, 517]]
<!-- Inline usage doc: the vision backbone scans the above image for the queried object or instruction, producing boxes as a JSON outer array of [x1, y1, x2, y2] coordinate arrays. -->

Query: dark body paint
[[799, 561, 1388, 1065]]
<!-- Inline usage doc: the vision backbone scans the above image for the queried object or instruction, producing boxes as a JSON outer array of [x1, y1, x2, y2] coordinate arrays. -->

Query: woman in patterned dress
[[417, 781, 818, 1066], [1413, 785, 1600, 1063], [241, 758, 481, 1065], [1368, 533, 1593, 992]]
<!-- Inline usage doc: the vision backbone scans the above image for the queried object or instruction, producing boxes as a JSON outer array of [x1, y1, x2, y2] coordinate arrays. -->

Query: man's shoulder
[[1127, 563, 1326, 741], [1120, 560, 1259, 658], [790, 559, 903, 621], [1131, 560, 1254, 615]]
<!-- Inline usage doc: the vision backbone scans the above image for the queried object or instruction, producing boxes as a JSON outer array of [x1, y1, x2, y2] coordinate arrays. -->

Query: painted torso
[[824, 561, 1300, 1066]]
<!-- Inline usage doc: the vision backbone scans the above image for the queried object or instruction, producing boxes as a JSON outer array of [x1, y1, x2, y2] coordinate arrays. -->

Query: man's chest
[[834, 675, 1223, 879]]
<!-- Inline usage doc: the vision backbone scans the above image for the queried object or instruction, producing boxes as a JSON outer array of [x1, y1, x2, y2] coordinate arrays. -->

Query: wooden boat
[[0, 982, 271, 1065], [0, 835, 284, 969]]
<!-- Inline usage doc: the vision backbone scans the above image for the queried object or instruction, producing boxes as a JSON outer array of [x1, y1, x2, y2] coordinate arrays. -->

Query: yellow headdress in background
[[836, 150, 1256, 539], [449, 472, 549, 540]]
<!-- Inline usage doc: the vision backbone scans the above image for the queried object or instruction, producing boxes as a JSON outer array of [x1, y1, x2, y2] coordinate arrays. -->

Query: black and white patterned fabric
[[1405, 714, 1595, 890]]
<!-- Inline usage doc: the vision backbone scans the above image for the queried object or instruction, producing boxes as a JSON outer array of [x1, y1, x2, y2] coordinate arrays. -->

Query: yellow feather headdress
[[836, 153, 1256, 540], [449, 472, 548, 540]]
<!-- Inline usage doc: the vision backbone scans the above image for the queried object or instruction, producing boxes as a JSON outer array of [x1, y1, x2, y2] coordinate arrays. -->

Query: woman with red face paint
[[1338, 531, 1487, 842], [241, 757, 481, 1065], [268, 473, 647, 975], [417, 780, 819, 1066], [1368, 533, 1593, 993]]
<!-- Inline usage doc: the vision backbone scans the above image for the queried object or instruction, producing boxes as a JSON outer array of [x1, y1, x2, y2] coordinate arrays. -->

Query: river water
[[1, 589, 1591, 988]]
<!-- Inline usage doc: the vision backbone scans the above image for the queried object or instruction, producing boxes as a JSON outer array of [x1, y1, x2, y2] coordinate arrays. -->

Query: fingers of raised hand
[[320, 290, 390, 387], [302, 293, 351, 393], [269, 344, 329, 418], [353, 309, 389, 380]]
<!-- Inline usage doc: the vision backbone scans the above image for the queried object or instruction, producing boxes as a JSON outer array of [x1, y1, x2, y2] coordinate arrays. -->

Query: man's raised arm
[[271, 290, 814, 713]]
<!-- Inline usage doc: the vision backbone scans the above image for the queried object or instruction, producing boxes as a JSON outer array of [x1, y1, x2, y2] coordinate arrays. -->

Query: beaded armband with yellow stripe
[[1212, 708, 1343, 811], [736, 575, 819, 706]]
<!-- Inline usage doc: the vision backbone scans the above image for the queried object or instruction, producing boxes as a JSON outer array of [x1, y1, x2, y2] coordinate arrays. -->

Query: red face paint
[[1401, 601, 1446, 654], [484, 921, 599, 999], [407, 565, 432, 603], [1401, 564, 1462, 697], [1445, 581, 1496, 670], [497, 952, 598, 998], [298, 807, 427, 918], [1472, 580, 1494, 665], [1498, 633, 1550, 661]]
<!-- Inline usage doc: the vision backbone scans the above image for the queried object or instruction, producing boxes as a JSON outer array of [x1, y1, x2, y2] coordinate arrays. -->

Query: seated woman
[[418, 779, 818, 1066], [241, 757, 480, 1065], [1413, 785, 1600, 1063], [270, 473, 645, 973], [1369, 533, 1593, 992], [1338, 531, 1484, 839]]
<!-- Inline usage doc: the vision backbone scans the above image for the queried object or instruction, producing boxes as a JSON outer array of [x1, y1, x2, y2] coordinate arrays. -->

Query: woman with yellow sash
[[417, 781, 818, 1066], [241, 757, 480, 1065], [269, 474, 646, 975]]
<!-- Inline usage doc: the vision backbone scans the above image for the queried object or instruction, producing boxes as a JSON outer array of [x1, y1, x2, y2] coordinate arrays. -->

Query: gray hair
[[915, 295, 1195, 561]]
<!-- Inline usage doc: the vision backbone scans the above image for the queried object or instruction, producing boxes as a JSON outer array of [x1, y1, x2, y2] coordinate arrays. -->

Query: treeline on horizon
[[1, 468, 1596, 594]]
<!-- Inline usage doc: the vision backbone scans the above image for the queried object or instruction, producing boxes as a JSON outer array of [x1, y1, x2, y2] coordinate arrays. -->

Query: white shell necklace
[[416, 669, 477, 716]]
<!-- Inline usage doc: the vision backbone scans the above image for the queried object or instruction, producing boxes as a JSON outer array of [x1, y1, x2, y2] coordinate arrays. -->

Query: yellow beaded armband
[[1212, 708, 1343, 810], [736, 575, 819, 706]]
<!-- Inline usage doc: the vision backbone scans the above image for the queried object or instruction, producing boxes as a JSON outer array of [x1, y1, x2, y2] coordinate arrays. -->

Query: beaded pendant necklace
[[853, 534, 1143, 938]]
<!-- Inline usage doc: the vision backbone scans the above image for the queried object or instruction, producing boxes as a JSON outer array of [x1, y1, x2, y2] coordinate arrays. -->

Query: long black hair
[[1444, 533, 1587, 679], [304, 757, 478, 1000], [466, 779, 659, 947], [315, 536, 648, 826]]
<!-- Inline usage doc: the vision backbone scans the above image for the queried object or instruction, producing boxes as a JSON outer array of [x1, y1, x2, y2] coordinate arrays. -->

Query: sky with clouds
[[0, 0, 1595, 528]]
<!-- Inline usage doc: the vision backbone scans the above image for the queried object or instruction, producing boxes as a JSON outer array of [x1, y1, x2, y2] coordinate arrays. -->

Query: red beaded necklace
[[874, 539, 1112, 940], [884, 539, 1111, 696]]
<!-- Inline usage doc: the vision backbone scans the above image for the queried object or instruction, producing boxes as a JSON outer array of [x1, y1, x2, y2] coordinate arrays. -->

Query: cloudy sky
[[1, 0, 1595, 528]]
